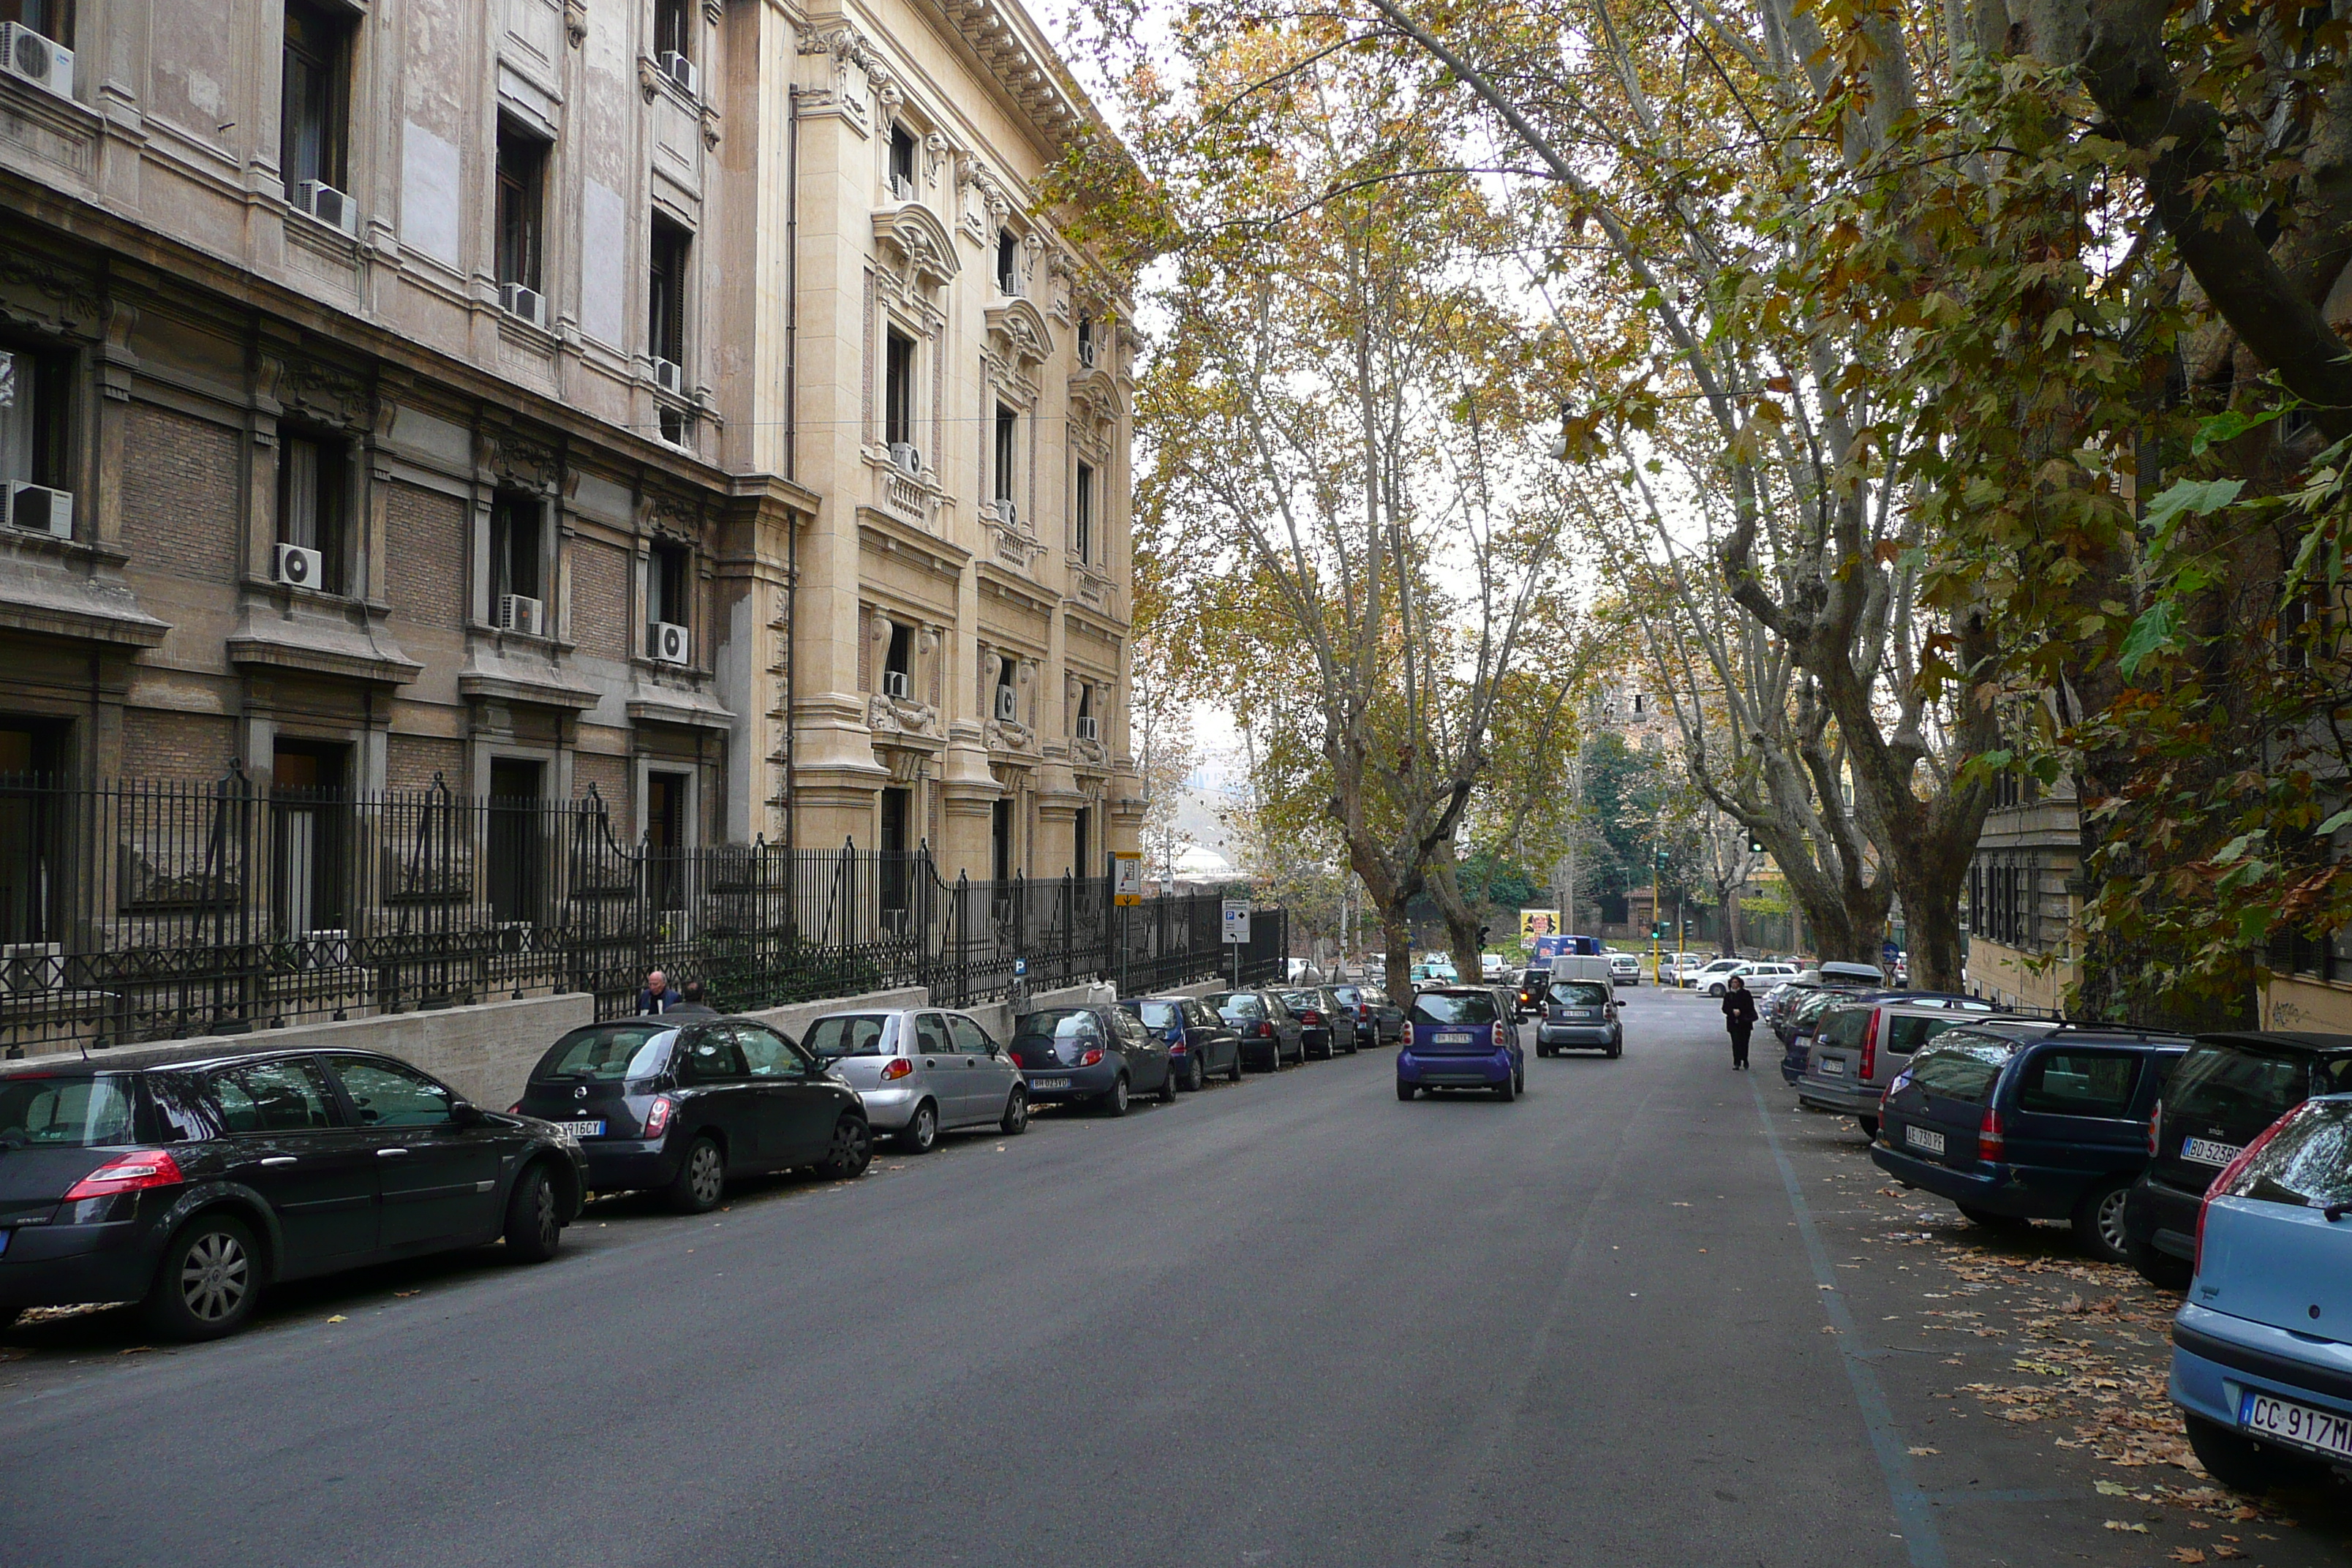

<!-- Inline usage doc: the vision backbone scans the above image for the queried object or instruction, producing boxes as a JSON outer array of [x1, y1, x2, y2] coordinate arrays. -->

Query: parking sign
[[1221, 900, 1251, 944]]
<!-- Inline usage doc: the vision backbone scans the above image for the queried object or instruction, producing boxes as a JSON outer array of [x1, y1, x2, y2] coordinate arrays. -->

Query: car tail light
[[1857, 1011, 1880, 1082], [1976, 1107, 2004, 1164], [1493, 1022, 1509, 1048], [63, 1150, 185, 1201], [1080, 1048, 1105, 1066], [1255, 1022, 1273, 1038], [1301, 1010, 1323, 1025], [880, 1058, 915, 1082], [642, 1095, 676, 1139], [1403, 1022, 1414, 1047], [2147, 1098, 2161, 1158], [2196, 1104, 2311, 1273], [509, 1101, 524, 1115]]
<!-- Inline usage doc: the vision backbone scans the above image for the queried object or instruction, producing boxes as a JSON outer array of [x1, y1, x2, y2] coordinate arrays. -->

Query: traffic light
[[1654, 847, 1668, 869], [1748, 832, 1765, 854], [1478, 924, 1490, 945]]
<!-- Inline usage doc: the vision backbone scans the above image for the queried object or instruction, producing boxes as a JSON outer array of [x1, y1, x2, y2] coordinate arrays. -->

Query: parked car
[[520, 1017, 871, 1211], [1536, 977, 1622, 1058], [0, 1043, 590, 1341], [1745, 962, 1801, 989], [2169, 1093, 2352, 1490], [1480, 953, 1509, 981], [1870, 1020, 2192, 1262], [1779, 989, 1850, 1083], [1006, 1004, 1176, 1115], [1397, 987, 1526, 1101], [1281, 988, 1357, 1059], [1798, 998, 2005, 1137], [1682, 957, 1754, 995], [2122, 1030, 2352, 1286], [802, 1008, 1029, 1151], [1205, 990, 1306, 1071], [1608, 951, 1640, 987], [1513, 967, 1550, 1019], [1122, 996, 1245, 1090], [1329, 984, 1397, 1048]]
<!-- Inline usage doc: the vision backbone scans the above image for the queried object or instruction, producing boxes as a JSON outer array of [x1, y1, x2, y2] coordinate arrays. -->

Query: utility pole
[[1650, 838, 1662, 983]]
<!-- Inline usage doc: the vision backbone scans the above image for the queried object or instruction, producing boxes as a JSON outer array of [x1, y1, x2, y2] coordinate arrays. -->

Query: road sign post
[[1223, 899, 1250, 988], [1113, 853, 1143, 907]]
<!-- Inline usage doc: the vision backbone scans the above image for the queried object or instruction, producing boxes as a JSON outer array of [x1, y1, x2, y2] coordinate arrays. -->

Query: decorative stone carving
[[799, 24, 881, 122], [276, 357, 374, 429], [984, 298, 1054, 368], [485, 428, 560, 493], [984, 717, 1035, 752], [564, 0, 587, 45], [924, 131, 950, 188], [871, 203, 961, 289], [870, 692, 941, 737]]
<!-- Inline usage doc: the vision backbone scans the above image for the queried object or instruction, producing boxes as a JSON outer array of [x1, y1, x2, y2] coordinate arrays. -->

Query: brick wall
[[570, 538, 629, 660], [121, 709, 234, 780], [386, 734, 466, 792], [384, 482, 467, 632], [120, 404, 237, 585], [574, 750, 628, 810]]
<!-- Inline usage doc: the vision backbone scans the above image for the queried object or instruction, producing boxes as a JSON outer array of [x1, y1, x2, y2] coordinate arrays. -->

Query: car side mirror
[[450, 1099, 486, 1127]]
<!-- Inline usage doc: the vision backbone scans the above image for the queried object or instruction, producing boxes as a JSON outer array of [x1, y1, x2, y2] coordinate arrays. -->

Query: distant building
[[1964, 772, 2080, 1013]]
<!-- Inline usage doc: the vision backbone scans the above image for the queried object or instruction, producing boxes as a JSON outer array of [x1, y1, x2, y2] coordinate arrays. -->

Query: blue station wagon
[[1871, 1020, 2190, 1262]]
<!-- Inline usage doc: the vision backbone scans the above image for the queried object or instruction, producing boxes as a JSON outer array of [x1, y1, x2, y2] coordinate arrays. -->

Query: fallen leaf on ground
[[325, 1314, 347, 1324], [2168, 1549, 2206, 1564], [2102, 1520, 2148, 1533]]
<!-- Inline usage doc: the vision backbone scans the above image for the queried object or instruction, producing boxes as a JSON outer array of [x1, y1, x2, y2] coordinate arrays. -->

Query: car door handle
[[376, 1147, 409, 1158], [259, 1156, 297, 1167]]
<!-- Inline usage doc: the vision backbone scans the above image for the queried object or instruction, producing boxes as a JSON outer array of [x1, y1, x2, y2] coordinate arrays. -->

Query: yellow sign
[[1112, 852, 1144, 906], [1519, 908, 1561, 941]]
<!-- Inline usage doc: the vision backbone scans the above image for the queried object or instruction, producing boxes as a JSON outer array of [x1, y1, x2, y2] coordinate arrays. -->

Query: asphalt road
[[3, 985, 2345, 1567]]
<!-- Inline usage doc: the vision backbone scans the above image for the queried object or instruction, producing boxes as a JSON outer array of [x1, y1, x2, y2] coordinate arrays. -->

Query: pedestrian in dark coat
[[1722, 975, 1758, 1069], [637, 968, 681, 1014]]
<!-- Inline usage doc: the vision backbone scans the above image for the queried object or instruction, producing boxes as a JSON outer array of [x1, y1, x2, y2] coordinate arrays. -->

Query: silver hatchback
[[1798, 998, 2007, 1137], [804, 1009, 1028, 1153]]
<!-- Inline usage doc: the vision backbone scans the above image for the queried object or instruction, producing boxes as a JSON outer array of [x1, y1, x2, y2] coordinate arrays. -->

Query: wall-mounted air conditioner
[[500, 282, 546, 326], [1077, 336, 1097, 369], [994, 497, 1019, 529], [273, 542, 324, 588], [889, 442, 921, 477], [881, 669, 908, 698], [1076, 715, 1099, 742], [652, 356, 684, 395], [295, 180, 359, 235], [889, 173, 916, 203], [648, 619, 690, 664], [8, 483, 72, 540], [0, 24, 73, 99], [659, 50, 697, 96], [498, 594, 544, 636], [995, 685, 1019, 723]]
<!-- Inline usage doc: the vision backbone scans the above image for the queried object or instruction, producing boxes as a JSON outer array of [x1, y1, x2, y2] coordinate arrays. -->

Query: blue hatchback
[[1397, 987, 1524, 1102], [2171, 1095, 2352, 1490], [1120, 996, 1243, 1091], [1872, 1019, 2190, 1262]]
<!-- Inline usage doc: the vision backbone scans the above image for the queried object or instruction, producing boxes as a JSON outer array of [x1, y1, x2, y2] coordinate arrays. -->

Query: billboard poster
[[1519, 908, 1561, 941]]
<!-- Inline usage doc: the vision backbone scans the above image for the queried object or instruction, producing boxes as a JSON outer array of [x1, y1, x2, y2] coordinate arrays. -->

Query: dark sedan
[[1332, 984, 1401, 1047], [1281, 989, 1357, 1059], [0, 1043, 589, 1341], [513, 1017, 872, 1213], [1205, 990, 1306, 1071], [1009, 1005, 1176, 1115], [1121, 996, 1244, 1090]]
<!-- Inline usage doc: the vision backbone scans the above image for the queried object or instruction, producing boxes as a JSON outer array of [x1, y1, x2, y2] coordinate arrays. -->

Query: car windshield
[[0, 1074, 136, 1148], [1553, 981, 1610, 1007], [2235, 1098, 2352, 1208], [1819, 1008, 1869, 1049], [1018, 1009, 1101, 1042], [2166, 1043, 2307, 1132], [1411, 992, 1501, 1025], [534, 1024, 680, 1082], [1905, 1036, 2016, 1103], [1281, 992, 1322, 1011], [805, 1014, 892, 1058], [1797, 992, 1842, 1022], [1137, 1001, 1182, 1029], [1213, 994, 1265, 1020]]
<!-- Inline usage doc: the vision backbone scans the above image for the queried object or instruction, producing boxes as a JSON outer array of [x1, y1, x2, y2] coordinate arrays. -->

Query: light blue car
[[2169, 1093, 2352, 1490]]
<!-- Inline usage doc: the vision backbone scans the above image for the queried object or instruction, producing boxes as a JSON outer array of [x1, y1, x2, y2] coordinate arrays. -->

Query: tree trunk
[[1379, 905, 1414, 1003], [1425, 855, 1487, 990]]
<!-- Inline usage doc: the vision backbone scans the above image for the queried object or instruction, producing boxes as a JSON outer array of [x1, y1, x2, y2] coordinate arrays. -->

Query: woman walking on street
[[1722, 975, 1757, 1069]]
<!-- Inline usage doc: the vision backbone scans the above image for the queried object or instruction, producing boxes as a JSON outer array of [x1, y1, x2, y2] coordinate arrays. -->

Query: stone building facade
[[0, 0, 1138, 906], [1964, 772, 2080, 1013]]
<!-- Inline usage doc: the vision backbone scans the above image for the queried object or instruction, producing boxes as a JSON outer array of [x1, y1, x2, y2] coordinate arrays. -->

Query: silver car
[[1797, 998, 2005, 1137], [804, 1008, 1028, 1153]]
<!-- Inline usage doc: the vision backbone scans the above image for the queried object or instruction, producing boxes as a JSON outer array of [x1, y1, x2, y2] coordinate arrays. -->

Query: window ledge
[[1, 527, 128, 569]]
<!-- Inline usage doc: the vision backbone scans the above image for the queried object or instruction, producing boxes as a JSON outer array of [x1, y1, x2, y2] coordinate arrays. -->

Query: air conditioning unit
[[500, 282, 546, 326], [652, 356, 684, 395], [272, 542, 324, 589], [889, 442, 921, 477], [0, 24, 74, 99], [295, 179, 359, 235], [995, 685, 1019, 722], [889, 172, 916, 203], [1076, 715, 1099, 741], [659, 50, 697, 95], [648, 619, 690, 664], [8, 483, 73, 540], [1077, 336, 1098, 369], [881, 669, 908, 698], [497, 594, 544, 636], [994, 497, 1019, 529]]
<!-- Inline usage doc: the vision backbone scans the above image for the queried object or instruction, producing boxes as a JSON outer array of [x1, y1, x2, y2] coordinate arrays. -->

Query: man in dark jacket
[[638, 968, 681, 1014], [666, 979, 718, 1017], [1722, 975, 1758, 1069]]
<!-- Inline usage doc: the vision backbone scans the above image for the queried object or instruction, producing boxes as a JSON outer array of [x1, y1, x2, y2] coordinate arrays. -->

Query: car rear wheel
[[502, 1161, 563, 1262], [901, 1100, 941, 1154], [145, 1212, 260, 1341], [1185, 1053, 1205, 1092], [1606, 1040, 1623, 1060], [1158, 1061, 1180, 1103], [1000, 1087, 1029, 1135], [1396, 1082, 1415, 1101], [666, 1135, 725, 1213], [2127, 1235, 2191, 1290], [2070, 1179, 2133, 1264], [2185, 1411, 2323, 1493], [1101, 1074, 1131, 1117], [1535, 1042, 1553, 1058], [1495, 1077, 1516, 1104], [1857, 1115, 1880, 1139], [1956, 1203, 2029, 1232], [1228, 1049, 1245, 1083], [821, 1115, 872, 1179]]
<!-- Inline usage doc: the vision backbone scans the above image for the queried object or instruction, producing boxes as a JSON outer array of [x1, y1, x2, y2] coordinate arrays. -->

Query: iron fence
[[0, 769, 1278, 1055]]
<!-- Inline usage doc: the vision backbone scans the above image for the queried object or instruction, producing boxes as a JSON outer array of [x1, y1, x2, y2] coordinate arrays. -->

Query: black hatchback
[[2122, 1030, 2352, 1286], [0, 1044, 589, 1341], [513, 1017, 873, 1213]]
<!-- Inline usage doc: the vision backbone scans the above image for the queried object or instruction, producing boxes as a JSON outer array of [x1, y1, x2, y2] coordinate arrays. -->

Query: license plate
[[1434, 1032, 1472, 1044], [1904, 1124, 1946, 1155], [2182, 1136, 2242, 1167], [2242, 1391, 2352, 1460], [1819, 1058, 1845, 1075], [1030, 1077, 1071, 1090], [562, 1120, 606, 1139]]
